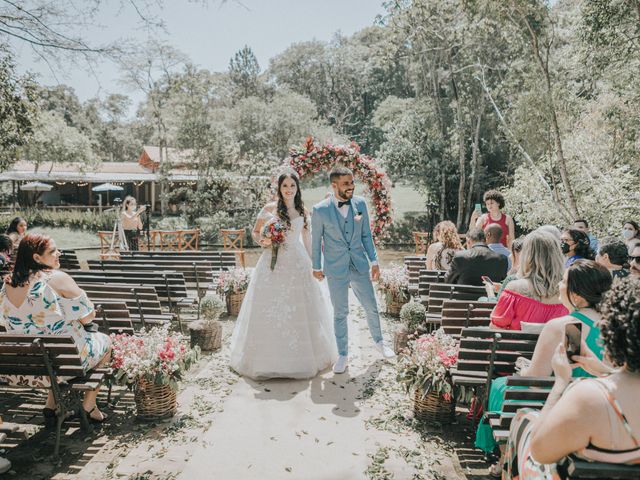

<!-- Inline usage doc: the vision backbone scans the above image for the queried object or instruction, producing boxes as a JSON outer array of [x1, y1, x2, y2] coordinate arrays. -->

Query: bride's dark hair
[[276, 172, 307, 229]]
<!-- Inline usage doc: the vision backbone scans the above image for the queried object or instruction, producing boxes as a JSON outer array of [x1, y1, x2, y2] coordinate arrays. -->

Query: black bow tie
[[338, 200, 351, 208]]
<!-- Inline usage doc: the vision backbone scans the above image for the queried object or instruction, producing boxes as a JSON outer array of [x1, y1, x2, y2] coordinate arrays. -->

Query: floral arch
[[284, 137, 393, 244]]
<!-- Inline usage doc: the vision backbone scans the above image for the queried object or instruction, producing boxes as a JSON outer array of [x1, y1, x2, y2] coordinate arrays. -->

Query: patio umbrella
[[19, 181, 53, 192], [92, 183, 124, 205]]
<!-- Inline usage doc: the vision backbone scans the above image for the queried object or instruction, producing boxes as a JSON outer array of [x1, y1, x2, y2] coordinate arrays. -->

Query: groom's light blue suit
[[311, 195, 383, 356]]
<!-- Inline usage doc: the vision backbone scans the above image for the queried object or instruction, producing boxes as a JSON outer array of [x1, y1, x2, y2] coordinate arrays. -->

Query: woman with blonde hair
[[490, 230, 568, 331], [425, 221, 463, 271]]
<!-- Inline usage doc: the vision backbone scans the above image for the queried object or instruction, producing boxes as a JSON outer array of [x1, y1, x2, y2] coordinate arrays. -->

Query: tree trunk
[[465, 109, 483, 225], [451, 75, 466, 229]]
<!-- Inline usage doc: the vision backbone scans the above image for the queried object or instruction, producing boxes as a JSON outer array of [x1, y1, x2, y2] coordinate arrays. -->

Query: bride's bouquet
[[262, 219, 289, 270]]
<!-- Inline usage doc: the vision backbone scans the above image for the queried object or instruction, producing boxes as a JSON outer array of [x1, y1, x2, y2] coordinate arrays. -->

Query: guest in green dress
[[476, 260, 613, 477]]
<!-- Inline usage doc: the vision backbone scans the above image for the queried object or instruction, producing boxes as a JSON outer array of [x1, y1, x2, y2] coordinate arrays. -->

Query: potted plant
[[110, 325, 200, 420], [190, 294, 226, 351], [216, 267, 251, 316], [377, 264, 410, 317], [394, 301, 427, 354], [396, 328, 458, 424]]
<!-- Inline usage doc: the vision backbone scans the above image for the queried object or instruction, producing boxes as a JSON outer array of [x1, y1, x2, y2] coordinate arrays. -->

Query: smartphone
[[481, 276, 494, 285], [475, 203, 482, 213], [564, 322, 582, 363]]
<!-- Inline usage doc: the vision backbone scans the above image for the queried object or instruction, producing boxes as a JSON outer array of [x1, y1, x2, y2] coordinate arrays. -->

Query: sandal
[[42, 407, 56, 429], [489, 462, 503, 478], [83, 406, 108, 424]]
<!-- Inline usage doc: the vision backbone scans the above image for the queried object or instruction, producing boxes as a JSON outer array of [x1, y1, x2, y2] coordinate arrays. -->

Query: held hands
[[371, 265, 380, 281], [313, 270, 325, 281]]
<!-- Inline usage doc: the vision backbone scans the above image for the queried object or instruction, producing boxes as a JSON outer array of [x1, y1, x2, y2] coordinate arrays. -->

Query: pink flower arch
[[284, 137, 393, 244]]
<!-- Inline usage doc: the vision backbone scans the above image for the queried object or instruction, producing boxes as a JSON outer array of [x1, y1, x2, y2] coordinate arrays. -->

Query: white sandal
[[489, 462, 502, 478]]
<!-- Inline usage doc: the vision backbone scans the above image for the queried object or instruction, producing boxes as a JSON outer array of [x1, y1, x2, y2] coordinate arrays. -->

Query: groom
[[312, 166, 395, 374]]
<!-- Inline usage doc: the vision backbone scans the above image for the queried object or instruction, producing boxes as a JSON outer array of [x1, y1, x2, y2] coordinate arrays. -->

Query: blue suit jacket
[[311, 196, 378, 278]]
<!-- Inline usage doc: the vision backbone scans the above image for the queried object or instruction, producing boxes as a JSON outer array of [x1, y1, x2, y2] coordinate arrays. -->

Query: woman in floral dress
[[0, 234, 111, 423]]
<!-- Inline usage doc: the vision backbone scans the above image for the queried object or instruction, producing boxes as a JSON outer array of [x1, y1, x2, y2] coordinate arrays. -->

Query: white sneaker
[[333, 355, 348, 374], [375, 341, 396, 359], [0, 456, 11, 474]]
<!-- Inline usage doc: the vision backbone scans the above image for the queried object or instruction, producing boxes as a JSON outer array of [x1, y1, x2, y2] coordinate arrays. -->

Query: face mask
[[560, 242, 571, 254], [622, 229, 635, 240]]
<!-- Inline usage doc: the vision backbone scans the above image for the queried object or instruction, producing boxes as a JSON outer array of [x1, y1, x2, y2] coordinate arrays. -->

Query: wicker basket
[[134, 378, 177, 421], [393, 328, 409, 355], [226, 292, 245, 316], [385, 291, 409, 317], [413, 388, 455, 424], [189, 320, 222, 351]]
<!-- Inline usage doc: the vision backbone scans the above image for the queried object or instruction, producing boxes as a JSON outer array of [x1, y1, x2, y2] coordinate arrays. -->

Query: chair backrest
[[78, 282, 164, 315], [412, 231, 431, 255], [440, 299, 494, 336], [424, 283, 485, 316], [0, 334, 86, 379], [220, 229, 245, 252], [86, 259, 217, 287], [417, 269, 448, 305], [95, 302, 134, 335], [404, 256, 427, 287], [59, 249, 81, 270]]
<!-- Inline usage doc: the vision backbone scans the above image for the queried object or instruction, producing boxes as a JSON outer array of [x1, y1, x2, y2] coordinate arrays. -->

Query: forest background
[[1, 0, 639, 244]]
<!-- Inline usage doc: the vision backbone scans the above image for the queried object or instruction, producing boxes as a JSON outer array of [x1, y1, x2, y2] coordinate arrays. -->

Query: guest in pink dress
[[491, 230, 568, 330]]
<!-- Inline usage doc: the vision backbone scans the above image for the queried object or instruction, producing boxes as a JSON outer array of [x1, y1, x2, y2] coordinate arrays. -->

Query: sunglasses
[[629, 255, 640, 263]]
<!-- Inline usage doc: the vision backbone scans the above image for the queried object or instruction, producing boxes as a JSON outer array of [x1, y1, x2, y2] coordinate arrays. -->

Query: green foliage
[[199, 294, 225, 322], [384, 212, 431, 246], [0, 209, 118, 231], [399, 302, 427, 332], [0, 48, 38, 171], [229, 45, 261, 99]]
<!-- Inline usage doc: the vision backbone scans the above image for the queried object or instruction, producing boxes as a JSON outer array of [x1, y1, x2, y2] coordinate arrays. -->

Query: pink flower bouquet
[[396, 328, 458, 401]]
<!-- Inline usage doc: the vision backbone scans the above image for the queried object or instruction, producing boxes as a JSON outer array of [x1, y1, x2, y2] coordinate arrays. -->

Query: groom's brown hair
[[329, 166, 353, 183]]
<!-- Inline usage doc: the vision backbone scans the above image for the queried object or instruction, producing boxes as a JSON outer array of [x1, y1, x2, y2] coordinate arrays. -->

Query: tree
[[0, 47, 38, 171], [228, 45, 261, 100]]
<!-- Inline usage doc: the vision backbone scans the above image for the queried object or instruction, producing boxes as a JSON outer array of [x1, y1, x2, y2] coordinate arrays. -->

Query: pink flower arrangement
[[397, 328, 459, 401], [110, 325, 200, 391], [262, 218, 289, 270], [216, 267, 252, 296], [283, 136, 393, 244]]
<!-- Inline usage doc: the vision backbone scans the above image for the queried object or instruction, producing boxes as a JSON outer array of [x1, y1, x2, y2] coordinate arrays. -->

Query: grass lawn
[[301, 183, 425, 218], [29, 226, 101, 250]]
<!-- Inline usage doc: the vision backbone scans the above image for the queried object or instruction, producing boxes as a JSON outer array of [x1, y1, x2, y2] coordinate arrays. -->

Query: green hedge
[[0, 209, 118, 232]]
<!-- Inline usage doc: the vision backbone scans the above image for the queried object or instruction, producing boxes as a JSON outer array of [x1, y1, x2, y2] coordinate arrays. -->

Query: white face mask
[[622, 229, 635, 240]]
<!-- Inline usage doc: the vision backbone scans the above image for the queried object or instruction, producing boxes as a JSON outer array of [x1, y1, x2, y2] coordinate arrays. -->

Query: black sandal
[[84, 406, 108, 423], [42, 407, 56, 429]]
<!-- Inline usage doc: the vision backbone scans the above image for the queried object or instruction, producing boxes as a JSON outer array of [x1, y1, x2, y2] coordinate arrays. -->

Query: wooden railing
[[98, 229, 200, 255]]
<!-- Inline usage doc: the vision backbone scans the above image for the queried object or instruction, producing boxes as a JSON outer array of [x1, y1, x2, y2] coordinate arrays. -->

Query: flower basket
[[134, 378, 177, 421], [393, 327, 409, 355], [378, 264, 410, 317], [413, 387, 455, 424], [226, 292, 245, 316], [189, 320, 222, 351], [386, 290, 409, 317]]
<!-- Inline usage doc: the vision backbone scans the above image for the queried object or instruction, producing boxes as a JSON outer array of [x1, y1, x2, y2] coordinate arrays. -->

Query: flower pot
[[393, 327, 409, 355], [226, 292, 245, 316], [189, 320, 222, 351], [385, 291, 409, 317], [134, 378, 177, 421], [413, 388, 455, 424]]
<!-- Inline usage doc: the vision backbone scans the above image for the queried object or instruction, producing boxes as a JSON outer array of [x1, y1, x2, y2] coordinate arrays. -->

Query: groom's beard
[[336, 188, 354, 200]]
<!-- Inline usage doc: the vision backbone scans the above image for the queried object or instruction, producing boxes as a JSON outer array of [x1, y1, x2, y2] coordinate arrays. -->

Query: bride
[[229, 170, 337, 380]]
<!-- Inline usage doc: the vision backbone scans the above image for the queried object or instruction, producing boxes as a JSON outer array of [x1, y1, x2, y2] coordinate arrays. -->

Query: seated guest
[[536, 224, 561, 241], [0, 234, 12, 270], [6, 216, 27, 250], [444, 228, 508, 286], [573, 218, 598, 253], [503, 277, 640, 479], [425, 220, 463, 271], [490, 231, 567, 331], [561, 228, 592, 268], [485, 224, 512, 271], [596, 237, 631, 279], [0, 234, 111, 423], [476, 260, 613, 470], [622, 220, 640, 248], [496, 236, 526, 296], [630, 243, 640, 278]]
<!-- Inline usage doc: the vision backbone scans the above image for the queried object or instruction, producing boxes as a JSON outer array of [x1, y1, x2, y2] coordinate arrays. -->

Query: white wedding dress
[[229, 212, 337, 380]]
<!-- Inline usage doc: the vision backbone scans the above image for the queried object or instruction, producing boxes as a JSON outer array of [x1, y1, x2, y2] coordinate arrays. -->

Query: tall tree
[[228, 45, 261, 100]]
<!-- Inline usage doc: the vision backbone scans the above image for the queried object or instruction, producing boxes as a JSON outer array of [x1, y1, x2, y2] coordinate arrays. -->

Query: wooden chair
[[403, 256, 427, 296], [412, 231, 431, 255], [220, 229, 246, 268], [0, 334, 108, 458], [440, 299, 494, 338], [59, 249, 81, 270], [557, 455, 640, 479]]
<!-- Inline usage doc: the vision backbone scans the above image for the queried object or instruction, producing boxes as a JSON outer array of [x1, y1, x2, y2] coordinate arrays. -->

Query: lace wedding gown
[[229, 213, 337, 380]]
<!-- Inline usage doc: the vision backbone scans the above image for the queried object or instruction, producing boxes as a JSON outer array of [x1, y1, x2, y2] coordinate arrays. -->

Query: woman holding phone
[[470, 190, 515, 248], [476, 260, 614, 475]]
